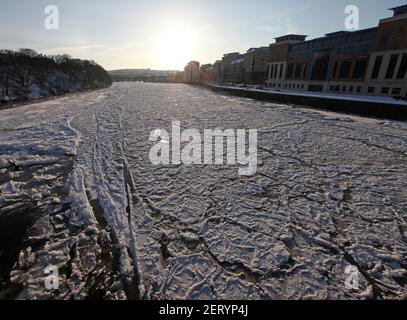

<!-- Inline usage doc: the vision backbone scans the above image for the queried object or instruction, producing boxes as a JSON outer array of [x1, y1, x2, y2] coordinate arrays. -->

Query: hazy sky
[[0, 0, 404, 70]]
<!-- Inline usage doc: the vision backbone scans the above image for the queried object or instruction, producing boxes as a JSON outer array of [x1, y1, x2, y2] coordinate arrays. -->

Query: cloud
[[41, 44, 105, 54], [97, 37, 156, 56], [257, 21, 298, 35]]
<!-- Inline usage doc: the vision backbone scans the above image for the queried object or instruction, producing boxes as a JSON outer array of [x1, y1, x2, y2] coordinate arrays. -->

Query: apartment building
[[243, 47, 271, 84], [266, 34, 307, 89], [184, 61, 200, 83], [266, 29, 377, 92], [363, 5, 407, 97], [219, 52, 245, 83], [266, 5, 407, 98], [200, 63, 218, 83]]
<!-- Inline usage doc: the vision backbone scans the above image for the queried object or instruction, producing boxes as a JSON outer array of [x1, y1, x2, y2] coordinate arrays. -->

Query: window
[[379, 34, 389, 49], [362, 32, 375, 41], [359, 45, 372, 53], [371, 56, 383, 79], [349, 34, 361, 42], [302, 64, 308, 79], [329, 85, 335, 91], [294, 63, 302, 78], [287, 64, 294, 79], [338, 60, 352, 79], [397, 54, 407, 79], [314, 41, 322, 48], [273, 64, 278, 79], [349, 86, 354, 92], [332, 62, 339, 79], [342, 86, 347, 92], [311, 57, 330, 80], [279, 64, 284, 79], [381, 87, 390, 94], [356, 86, 361, 93], [392, 88, 401, 95], [385, 54, 399, 79], [368, 87, 375, 93], [343, 47, 355, 54], [352, 58, 368, 79]]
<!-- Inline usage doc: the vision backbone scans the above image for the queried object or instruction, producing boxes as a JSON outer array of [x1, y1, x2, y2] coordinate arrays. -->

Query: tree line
[[0, 49, 112, 104]]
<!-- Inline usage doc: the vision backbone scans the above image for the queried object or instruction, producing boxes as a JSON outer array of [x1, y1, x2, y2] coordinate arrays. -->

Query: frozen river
[[0, 82, 406, 299]]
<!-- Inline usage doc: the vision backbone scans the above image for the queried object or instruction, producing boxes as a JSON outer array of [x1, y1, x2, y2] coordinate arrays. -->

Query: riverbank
[[0, 86, 111, 111], [205, 83, 407, 121]]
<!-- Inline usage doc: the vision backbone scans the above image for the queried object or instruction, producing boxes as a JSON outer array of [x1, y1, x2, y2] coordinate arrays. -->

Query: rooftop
[[324, 31, 351, 37], [288, 27, 377, 49], [390, 4, 407, 16], [274, 34, 308, 43], [223, 52, 241, 58], [247, 46, 270, 53]]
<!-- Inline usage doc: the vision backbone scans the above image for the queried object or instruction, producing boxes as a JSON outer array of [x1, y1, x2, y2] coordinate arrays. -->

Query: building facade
[[265, 5, 407, 98], [243, 47, 271, 84], [200, 63, 218, 83], [362, 6, 407, 97], [219, 52, 245, 83], [184, 61, 200, 83], [267, 34, 307, 90]]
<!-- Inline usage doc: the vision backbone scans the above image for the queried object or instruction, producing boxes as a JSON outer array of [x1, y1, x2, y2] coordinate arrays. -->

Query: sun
[[155, 27, 196, 70]]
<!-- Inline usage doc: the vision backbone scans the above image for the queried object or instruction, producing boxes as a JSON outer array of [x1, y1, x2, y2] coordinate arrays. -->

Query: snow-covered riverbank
[[1, 82, 406, 299], [207, 82, 407, 120]]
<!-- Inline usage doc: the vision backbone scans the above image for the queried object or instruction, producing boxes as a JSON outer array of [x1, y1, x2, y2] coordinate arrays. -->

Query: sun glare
[[155, 27, 196, 70]]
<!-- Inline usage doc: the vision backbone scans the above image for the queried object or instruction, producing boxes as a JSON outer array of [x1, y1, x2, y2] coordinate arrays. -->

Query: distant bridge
[[111, 75, 176, 83]]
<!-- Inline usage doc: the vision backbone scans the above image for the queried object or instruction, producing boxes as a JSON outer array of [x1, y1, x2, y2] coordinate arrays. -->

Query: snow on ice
[[0, 82, 407, 300]]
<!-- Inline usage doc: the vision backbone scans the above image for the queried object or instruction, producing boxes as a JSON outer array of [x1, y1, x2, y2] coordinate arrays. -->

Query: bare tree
[[0, 49, 111, 102], [0, 65, 11, 97]]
